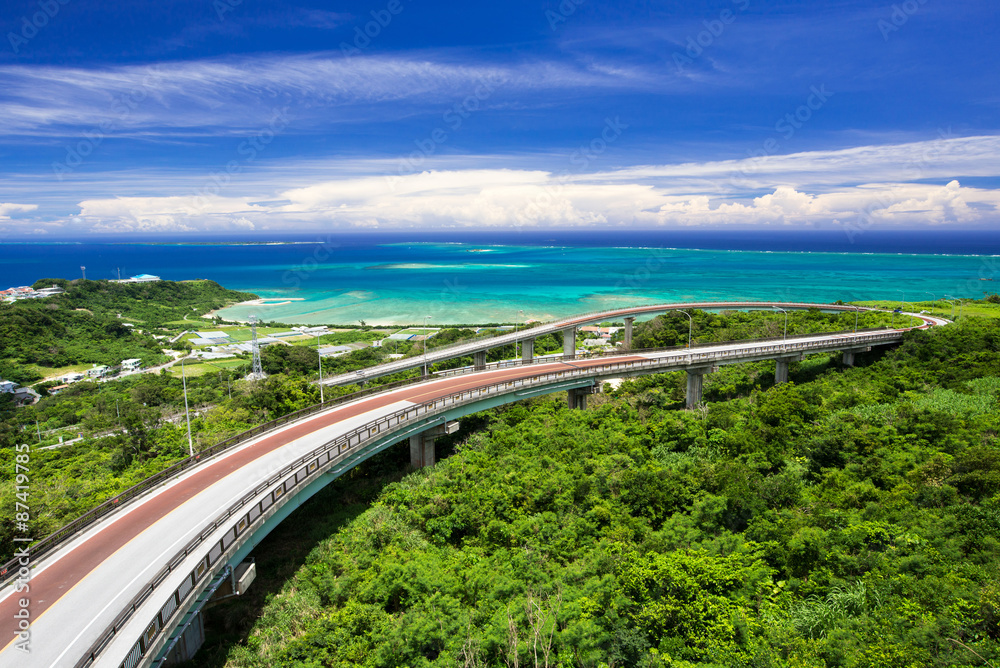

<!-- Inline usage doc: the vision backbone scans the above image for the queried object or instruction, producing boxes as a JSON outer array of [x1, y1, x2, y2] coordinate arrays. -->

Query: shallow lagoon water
[[2, 231, 997, 325]]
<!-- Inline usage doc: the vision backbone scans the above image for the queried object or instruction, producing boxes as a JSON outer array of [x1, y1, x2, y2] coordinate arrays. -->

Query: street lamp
[[676, 310, 693, 348], [773, 306, 788, 344], [516, 309, 524, 362], [944, 294, 958, 319], [180, 356, 194, 457], [854, 305, 860, 333]]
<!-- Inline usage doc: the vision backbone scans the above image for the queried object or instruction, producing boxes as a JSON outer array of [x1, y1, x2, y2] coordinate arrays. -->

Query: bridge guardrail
[[78, 327, 907, 668], [328, 302, 877, 384], [0, 323, 903, 591]]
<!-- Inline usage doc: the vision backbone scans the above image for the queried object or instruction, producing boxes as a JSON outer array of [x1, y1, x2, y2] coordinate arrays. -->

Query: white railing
[[83, 326, 904, 668]]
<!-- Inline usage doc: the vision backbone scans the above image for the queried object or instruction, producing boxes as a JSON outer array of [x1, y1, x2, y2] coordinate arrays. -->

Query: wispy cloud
[[0, 52, 653, 138]]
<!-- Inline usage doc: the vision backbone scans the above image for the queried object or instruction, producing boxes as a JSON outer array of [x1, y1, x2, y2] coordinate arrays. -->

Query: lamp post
[[773, 306, 788, 344], [180, 356, 194, 457], [944, 294, 957, 319], [315, 332, 324, 404], [854, 305, 860, 333], [516, 309, 524, 362], [677, 310, 693, 348]]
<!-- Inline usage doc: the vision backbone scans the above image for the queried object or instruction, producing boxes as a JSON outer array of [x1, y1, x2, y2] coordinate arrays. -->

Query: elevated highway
[[0, 305, 943, 668], [324, 301, 881, 386]]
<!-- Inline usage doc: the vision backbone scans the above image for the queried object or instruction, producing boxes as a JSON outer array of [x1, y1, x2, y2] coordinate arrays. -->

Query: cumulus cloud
[[71, 171, 1000, 233], [0, 202, 37, 220]]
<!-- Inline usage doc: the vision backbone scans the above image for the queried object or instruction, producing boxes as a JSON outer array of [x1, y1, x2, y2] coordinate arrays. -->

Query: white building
[[87, 365, 111, 378], [0, 380, 17, 393], [121, 358, 142, 372]]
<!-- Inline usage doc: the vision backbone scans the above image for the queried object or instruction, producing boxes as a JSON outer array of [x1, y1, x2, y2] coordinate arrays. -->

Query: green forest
[[3, 299, 998, 667], [183, 314, 1000, 667], [0, 279, 255, 383]]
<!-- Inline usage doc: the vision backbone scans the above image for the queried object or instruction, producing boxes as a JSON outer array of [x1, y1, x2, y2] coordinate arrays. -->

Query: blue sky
[[0, 0, 997, 235]]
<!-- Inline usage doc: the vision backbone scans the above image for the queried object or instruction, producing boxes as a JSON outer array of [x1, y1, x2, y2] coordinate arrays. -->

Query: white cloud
[[1, 135, 991, 233], [0, 202, 37, 220]]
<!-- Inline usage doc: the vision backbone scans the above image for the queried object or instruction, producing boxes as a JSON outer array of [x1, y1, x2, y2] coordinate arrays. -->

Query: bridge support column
[[842, 351, 855, 367], [473, 350, 487, 371], [623, 317, 635, 349], [775, 359, 789, 384], [521, 337, 534, 364], [774, 355, 800, 384], [567, 385, 596, 410], [686, 366, 712, 409], [409, 421, 459, 468], [562, 327, 577, 360]]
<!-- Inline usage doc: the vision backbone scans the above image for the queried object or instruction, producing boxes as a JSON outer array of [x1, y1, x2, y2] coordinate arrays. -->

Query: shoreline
[[202, 297, 305, 320]]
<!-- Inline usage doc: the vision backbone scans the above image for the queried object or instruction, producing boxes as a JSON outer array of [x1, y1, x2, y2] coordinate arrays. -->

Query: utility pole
[[181, 357, 194, 457], [247, 315, 266, 381], [316, 332, 325, 404]]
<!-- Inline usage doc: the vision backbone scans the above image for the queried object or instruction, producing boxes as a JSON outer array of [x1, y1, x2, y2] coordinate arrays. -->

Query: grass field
[[165, 358, 248, 378], [854, 299, 1000, 321]]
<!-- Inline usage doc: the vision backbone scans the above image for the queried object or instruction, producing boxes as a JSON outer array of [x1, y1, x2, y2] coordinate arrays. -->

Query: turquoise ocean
[[1, 230, 998, 325]]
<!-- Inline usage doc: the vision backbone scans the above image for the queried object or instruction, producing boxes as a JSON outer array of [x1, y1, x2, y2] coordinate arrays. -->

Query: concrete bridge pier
[[686, 366, 713, 409], [474, 350, 487, 370], [774, 354, 802, 384], [410, 421, 460, 468], [562, 327, 577, 360], [567, 385, 597, 410], [521, 337, 534, 364], [623, 317, 635, 349], [841, 346, 870, 367]]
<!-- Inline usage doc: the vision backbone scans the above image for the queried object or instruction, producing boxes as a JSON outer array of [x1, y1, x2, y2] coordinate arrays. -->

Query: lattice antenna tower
[[248, 314, 266, 381]]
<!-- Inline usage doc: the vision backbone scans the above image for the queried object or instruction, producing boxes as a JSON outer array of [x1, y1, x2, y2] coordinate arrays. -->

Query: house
[[0, 380, 17, 393], [114, 274, 161, 284], [63, 372, 85, 383], [87, 365, 111, 378], [13, 387, 38, 405], [48, 384, 69, 395], [121, 358, 142, 372]]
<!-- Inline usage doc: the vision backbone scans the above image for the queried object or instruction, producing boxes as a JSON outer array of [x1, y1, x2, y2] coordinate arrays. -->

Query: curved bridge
[[325, 300, 878, 386], [0, 305, 943, 668]]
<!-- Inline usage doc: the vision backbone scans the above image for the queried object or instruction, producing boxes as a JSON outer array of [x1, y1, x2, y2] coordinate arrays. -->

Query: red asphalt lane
[[0, 356, 640, 651]]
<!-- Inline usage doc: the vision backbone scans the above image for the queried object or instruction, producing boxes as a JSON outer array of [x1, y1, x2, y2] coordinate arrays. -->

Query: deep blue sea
[[2, 230, 999, 325]]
